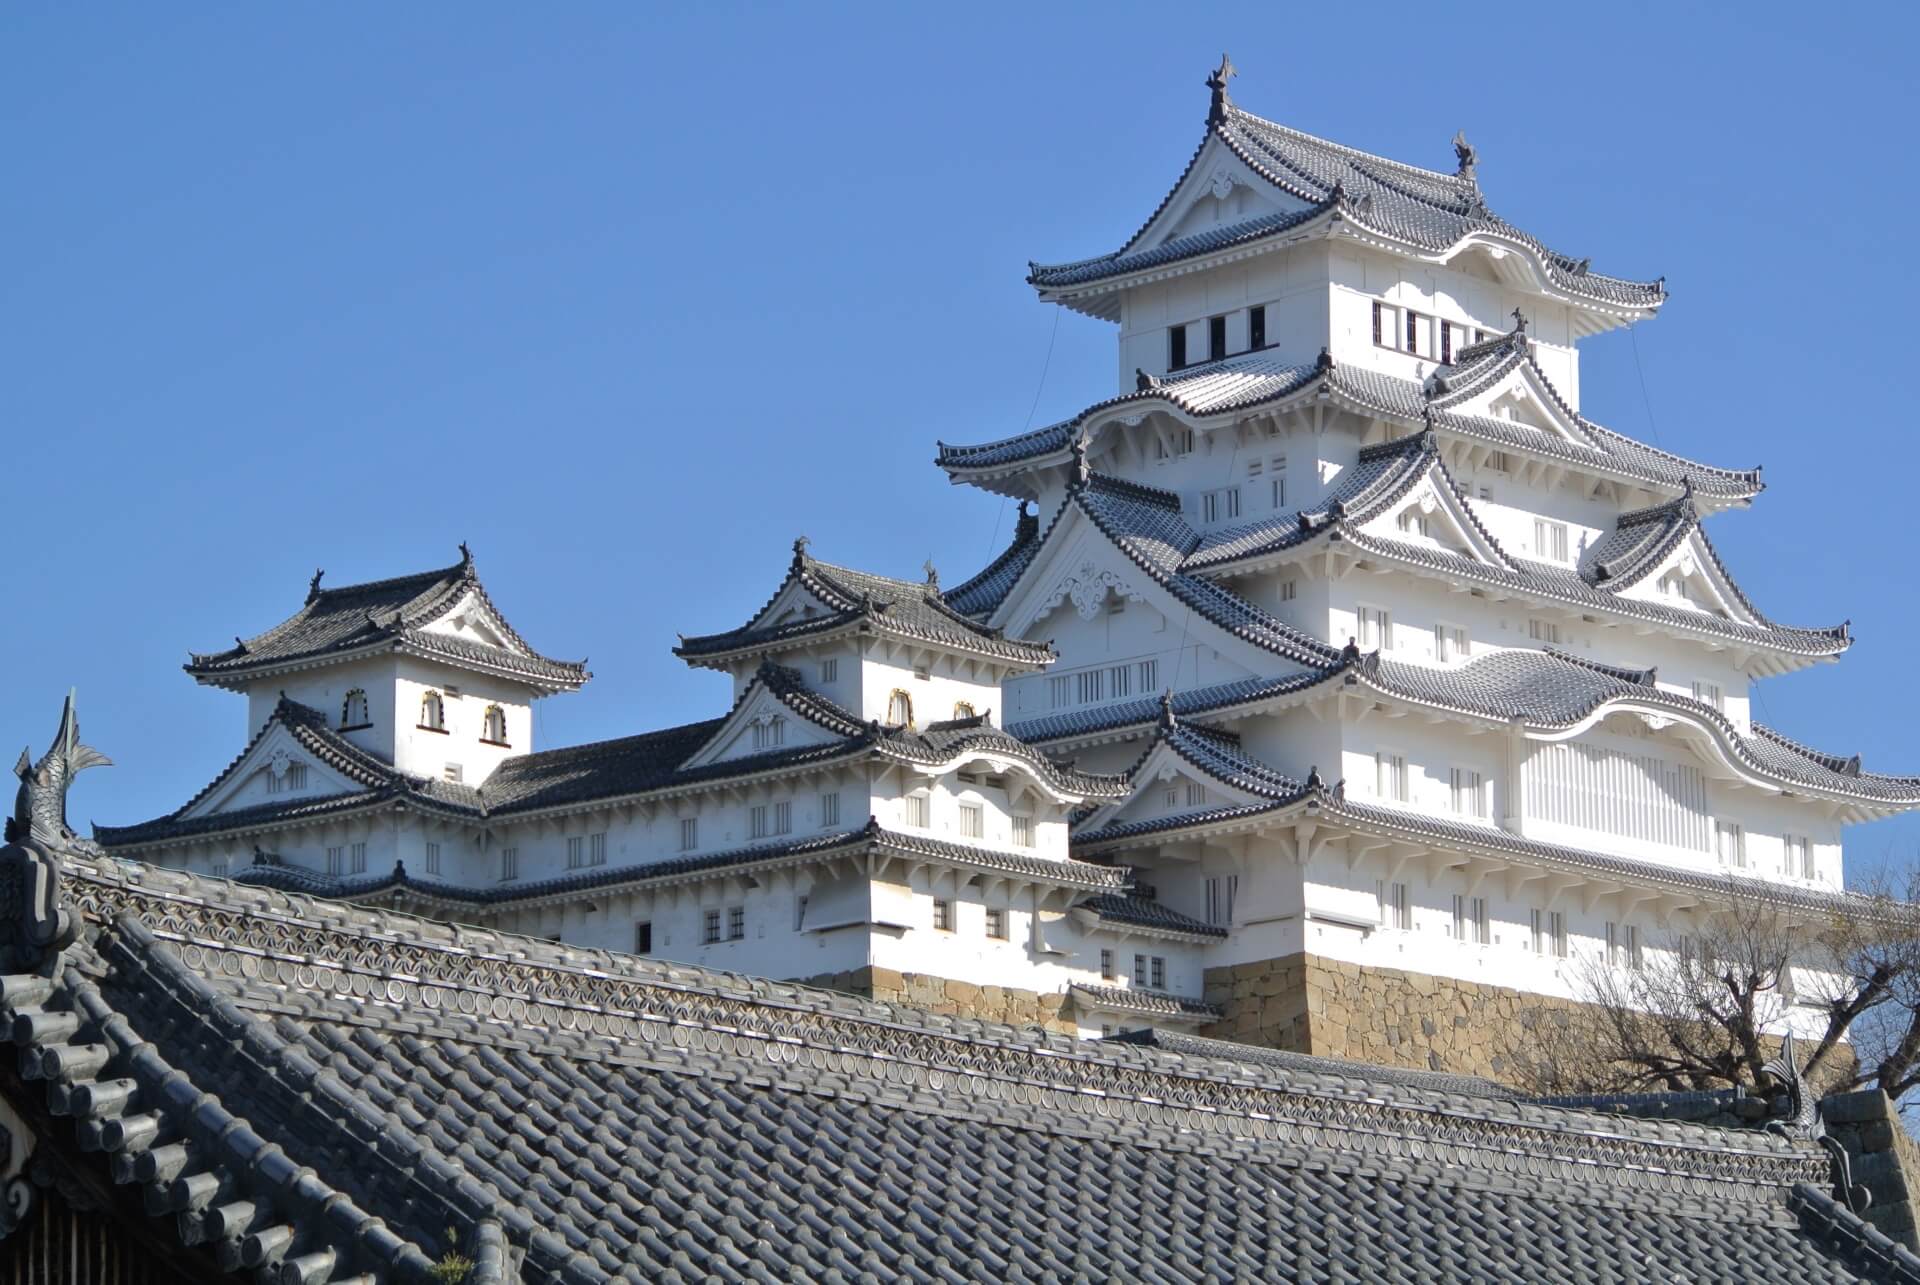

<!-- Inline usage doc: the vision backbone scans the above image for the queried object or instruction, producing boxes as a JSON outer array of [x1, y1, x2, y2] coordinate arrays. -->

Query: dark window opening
[[1405, 309, 1420, 354], [634, 921, 653, 954], [1168, 325, 1187, 369], [1207, 315, 1227, 361], [1372, 301, 1383, 345], [1440, 321, 1453, 364], [1249, 306, 1266, 350]]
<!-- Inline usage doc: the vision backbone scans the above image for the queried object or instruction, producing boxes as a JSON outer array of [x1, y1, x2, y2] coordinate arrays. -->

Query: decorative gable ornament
[[1208, 167, 1237, 200], [1039, 562, 1142, 621], [267, 747, 293, 782]]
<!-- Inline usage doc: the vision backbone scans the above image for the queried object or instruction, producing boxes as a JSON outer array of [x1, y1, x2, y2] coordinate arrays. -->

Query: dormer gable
[[1615, 531, 1753, 624], [1350, 457, 1512, 569], [1430, 345, 1594, 454], [1130, 134, 1313, 252], [678, 663, 866, 772]]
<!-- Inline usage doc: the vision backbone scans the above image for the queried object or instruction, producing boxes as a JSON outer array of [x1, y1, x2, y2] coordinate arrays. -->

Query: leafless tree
[[1502, 869, 1920, 1103]]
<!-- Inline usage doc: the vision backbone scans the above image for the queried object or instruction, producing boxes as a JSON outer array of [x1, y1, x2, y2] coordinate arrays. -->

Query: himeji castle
[[96, 61, 1920, 1076]]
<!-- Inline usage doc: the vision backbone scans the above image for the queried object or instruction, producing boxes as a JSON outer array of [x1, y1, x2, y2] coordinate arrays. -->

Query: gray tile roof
[[98, 665, 1126, 850], [1069, 982, 1223, 1021], [237, 819, 1132, 904], [1177, 429, 1843, 660], [1029, 103, 1663, 313], [941, 502, 1043, 618], [7, 847, 1913, 1282], [1077, 892, 1228, 939], [676, 541, 1056, 668], [1067, 473, 1340, 669], [185, 549, 589, 690], [1070, 704, 1918, 919], [937, 340, 1762, 505]]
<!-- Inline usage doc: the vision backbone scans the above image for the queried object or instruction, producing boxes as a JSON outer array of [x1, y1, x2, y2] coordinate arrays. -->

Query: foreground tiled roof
[[1029, 97, 1663, 313], [676, 541, 1055, 669], [185, 549, 588, 690], [1108, 1028, 1515, 1099], [12, 846, 1910, 1281]]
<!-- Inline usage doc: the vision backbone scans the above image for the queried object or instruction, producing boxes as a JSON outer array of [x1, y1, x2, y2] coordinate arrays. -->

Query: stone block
[[1822, 1089, 1894, 1127]]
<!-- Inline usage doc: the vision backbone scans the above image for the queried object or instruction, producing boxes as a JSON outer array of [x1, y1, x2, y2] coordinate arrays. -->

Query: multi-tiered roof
[[1027, 58, 1664, 326]]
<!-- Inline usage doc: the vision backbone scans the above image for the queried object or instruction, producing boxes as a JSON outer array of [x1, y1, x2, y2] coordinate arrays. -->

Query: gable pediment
[[179, 723, 367, 821], [1354, 472, 1509, 567], [1128, 135, 1314, 256], [1614, 533, 1748, 623], [1078, 740, 1265, 832], [1442, 364, 1590, 450], [679, 682, 848, 771], [749, 578, 837, 633], [419, 590, 516, 652]]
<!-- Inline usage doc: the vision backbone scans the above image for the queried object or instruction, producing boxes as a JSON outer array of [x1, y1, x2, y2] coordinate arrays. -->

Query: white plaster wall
[[1118, 243, 1331, 387], [857, 644, 1005, 729], [242, 657, 400, 760], [391, 657, 535, 784]]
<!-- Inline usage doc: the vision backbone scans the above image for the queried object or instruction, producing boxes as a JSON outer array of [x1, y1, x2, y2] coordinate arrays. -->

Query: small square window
[[1011, 815, 1034, 848], [932, 899, 953, 932], [1100, 948, 1116, 980], [820, 792, 840, 827], [703, 910, 722, 945], [958, 803, 983, 839], [984, 907, 1007, 940], [634, 921, 653, 955], [821, 658, 838, 684], [727, 906, 745, 941], [679, 818, 697, 851], [425, 842, 442, 876]]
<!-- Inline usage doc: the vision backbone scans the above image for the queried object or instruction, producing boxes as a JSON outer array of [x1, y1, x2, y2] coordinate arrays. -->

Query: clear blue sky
[[7, 5, 1918, 882]]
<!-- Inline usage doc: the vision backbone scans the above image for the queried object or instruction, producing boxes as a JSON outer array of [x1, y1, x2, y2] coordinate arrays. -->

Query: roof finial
[[8, 691, 109, 851], [1069, 433, 1091, 488], [458, 540, 472, 566], [1158, 688, 1177, 731], [1206, 53, 1236, 126], [1135, 367, 1160, 392], [1451, 130, 1478, 181], [923, 558, 939, 590], [1511, 308, 1528, 337], [792, 534, 811, 563], [307, 568, 325, 602]]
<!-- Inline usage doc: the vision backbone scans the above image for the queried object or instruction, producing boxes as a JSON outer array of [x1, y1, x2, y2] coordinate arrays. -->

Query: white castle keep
[[97, 63, 1920, 1064]]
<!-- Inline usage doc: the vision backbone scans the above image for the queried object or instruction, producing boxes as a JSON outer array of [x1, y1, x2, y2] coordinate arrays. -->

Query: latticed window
[[341, 688, 370, 728], [984, 908, 1007, 940], [887, 690, 913, 727], [958, 803, 983, 839], [419, 691, 445, 731], [1011, 815, 1034, 848], [481, 704, 508, 744], [932, 899, 953, 932], [953, 701, 976, 720]]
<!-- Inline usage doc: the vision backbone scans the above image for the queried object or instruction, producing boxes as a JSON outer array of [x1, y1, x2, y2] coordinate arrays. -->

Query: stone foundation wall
[[795, 966, 1075, 1034], [1203, 952, 1586, 1083]]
